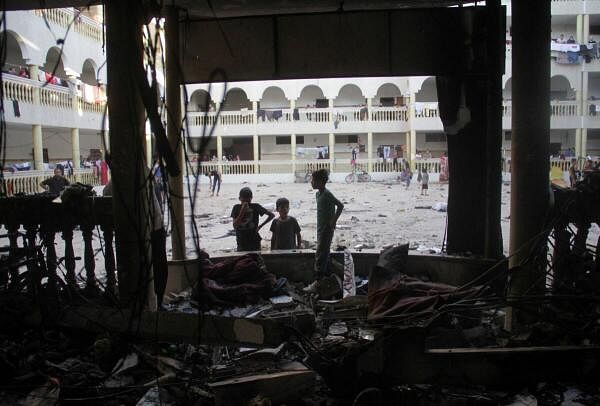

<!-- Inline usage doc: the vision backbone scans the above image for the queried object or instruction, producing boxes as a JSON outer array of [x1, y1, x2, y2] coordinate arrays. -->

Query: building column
[[366, 97, 372, 121], [328, 133, 335, 169], [252, 100, 258, 124], [253, 134, 259, 173], [409, 130, 416, 169], [575, 128, 583, 158], [584, 14, 590, 43], [106, 0, 154, 309], [32, 124, 43, 170], [328, 98, 334, 122], [577, 14, 584, 43], [166, 6, 185, 261], [508, 0, 551, 328], [291, 133, 297, 173], [28, 65, 40, 105], [581, 128, 588, 158], [71, 128, 81, 170], [145, 132, 152, 168], [367, 132, 373, 172]]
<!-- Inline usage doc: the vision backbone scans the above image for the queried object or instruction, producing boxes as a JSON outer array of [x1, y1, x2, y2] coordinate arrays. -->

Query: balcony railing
[[1, 169, 100, 197], [2, 75, 106, 115], [502, 101, 580, 117], [32, 8, 103, 42]]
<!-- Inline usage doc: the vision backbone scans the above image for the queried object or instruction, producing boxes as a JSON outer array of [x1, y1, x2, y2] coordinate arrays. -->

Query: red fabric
[[100, 161, 109, 185], [193, 254, 276, 308]]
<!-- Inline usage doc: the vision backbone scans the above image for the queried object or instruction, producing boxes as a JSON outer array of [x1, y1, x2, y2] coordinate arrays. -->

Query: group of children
[[230, 169, 344, 279]]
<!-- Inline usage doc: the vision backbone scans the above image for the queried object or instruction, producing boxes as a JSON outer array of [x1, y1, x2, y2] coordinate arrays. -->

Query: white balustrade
[[550, 101, 578, 116], [40, 85, 73, 110], [1, 169, 99, 196], [33, 8, 103, 42], [2, 76, 35, 104], [371, 106, 408, 122], [219, 111, 254, 126]]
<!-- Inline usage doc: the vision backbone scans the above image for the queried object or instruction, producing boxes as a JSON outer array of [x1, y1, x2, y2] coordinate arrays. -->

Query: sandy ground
[[177, 181, 514, 257]]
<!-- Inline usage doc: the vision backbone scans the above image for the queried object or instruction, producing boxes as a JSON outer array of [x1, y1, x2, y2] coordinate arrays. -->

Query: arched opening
[[334, 84, 365, 107], [297, 85, 325, 108], [503, 77, 512, 100], [260, 86, 289, 109], [415, 77, 438, 102], [189, 89, 214, 112], [550, 75, 574, 100], [1, 31, 27, 75], [222, 88, 251, 111], [43, 47, 68, 82], [81, 59, 97, 85], [375, 83, 403, 106]]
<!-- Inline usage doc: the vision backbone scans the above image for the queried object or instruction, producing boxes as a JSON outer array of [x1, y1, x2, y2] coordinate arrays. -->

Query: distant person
[[567, 35, 576, 44], [569, 158, 579, 187], [40, 168, 69, 196], [231, 187, 274, 251], [306, 169, 344, 291], [421, 167, 429, 196], [205, 169, 222, 196], [404, 163, 413, 190], [270, 197, 302, 250]]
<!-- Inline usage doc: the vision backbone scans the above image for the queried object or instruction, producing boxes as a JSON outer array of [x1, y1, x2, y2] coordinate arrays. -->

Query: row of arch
[[2, 30, 101, 85], [188, 75, 576, 112]]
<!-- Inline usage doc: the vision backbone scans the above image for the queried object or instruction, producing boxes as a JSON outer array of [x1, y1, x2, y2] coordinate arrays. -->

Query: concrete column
[[165, 6, 185, 261], [217, 135, 223, 160], [328, 133, 335, 168], [145, 133, 152, 168], [366, 97, 372, 120], [581, 128, 588, 158], [106, 0, 154, 309], [584, 14, 590, 43], [32, 124, 43, 170], [253, 134, 259, 173], [28, 65, 40, 105], [71, 128, 81, 169], [252, 101, 258, 124], [405, 132, 411, 160], [328, 99, 334, 122], [68, 75, 79, 111], [577, 14, 584, 43], [409, 130, 417, 169], [575, 128, 583, 158], [367, 132, 373, 172], [508, 0, 551, 328], [291, 133, 296, 173]]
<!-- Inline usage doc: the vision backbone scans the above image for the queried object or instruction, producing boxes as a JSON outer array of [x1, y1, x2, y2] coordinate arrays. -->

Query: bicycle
[[345, 167, 372, 183]]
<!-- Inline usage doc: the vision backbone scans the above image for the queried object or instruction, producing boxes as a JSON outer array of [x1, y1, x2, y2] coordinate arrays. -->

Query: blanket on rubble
[[193, 253, 277, 308], [367, 245, 484, 322]]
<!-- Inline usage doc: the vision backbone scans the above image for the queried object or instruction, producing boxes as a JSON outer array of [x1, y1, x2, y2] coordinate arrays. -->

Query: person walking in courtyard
[[205, 169, 222, 196], [231, 187, 274, 251], [421, 167, 429, 196], [270, 197, 302, 250], [40, 167, 70, 196], [569, 158, 579, 187], [306, 169, 344, 291]]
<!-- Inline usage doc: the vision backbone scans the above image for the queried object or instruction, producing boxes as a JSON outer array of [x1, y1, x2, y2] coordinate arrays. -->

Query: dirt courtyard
[[177, 180, 516, 257]]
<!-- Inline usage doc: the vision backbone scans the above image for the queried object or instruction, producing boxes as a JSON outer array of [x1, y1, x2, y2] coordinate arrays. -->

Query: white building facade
[[2, 1, 600, 179]]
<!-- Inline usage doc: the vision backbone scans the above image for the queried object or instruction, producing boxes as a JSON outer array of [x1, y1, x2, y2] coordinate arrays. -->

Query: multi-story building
[[2, 6, 106, 171], [2, 1, 600, 185]]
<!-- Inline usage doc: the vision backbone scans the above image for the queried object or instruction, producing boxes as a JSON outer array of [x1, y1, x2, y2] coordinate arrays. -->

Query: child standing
[[270, 197, 302, 250], [231, 187, 274, 251], [421, 167, 429, 196], [310, 169, 344, 281]]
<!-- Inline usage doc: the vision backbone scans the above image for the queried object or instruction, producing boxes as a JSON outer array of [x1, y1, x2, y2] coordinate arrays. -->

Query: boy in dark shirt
[[40, 168, 70, 195], [231, 187, 274, 251], [270, 197, 302, 250]]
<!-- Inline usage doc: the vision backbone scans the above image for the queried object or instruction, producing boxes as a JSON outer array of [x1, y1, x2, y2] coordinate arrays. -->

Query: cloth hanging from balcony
[[550, 42, 580, 53], [293, 108, 300, 120], [12, 100, 20, 117], [82, 84, 96, 103], [257, 108, 266, 121], [37, 69, 46, 82]]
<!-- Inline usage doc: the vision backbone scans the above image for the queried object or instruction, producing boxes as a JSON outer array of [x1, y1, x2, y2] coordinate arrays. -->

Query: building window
[[335, 134, 359, 143], [504, 131, 512, 141], [276, 136, 291, 145], [296, 136, 305, 144], [425, 133, 447, 143]]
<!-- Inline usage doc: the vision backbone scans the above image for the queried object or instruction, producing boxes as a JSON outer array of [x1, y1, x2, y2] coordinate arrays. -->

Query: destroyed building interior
[[1, 0, 600, 405]]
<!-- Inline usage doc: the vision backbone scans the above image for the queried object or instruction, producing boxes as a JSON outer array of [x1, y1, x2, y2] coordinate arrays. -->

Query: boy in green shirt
[[310, 169, 344, 281]]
